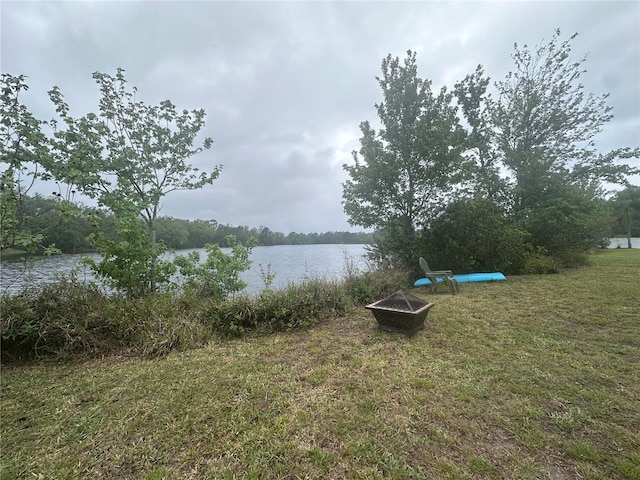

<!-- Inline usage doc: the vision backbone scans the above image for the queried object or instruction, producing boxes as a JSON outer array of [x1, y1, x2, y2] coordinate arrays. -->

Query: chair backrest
[[419, 257, 431, 275]]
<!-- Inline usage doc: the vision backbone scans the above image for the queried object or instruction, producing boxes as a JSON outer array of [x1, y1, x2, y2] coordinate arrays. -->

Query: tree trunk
[[625, 210, 632, 249], [150, 226, 157, 293]]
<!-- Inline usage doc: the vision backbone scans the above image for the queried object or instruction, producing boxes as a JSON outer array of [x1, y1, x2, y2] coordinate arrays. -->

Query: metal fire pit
[[365, 290, 433, 337]]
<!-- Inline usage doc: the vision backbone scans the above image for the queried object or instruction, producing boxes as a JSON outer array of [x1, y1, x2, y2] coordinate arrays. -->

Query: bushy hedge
[[207, 280, 349, 337], [1, 268, 411, 363], [422, 197, 531, 274]]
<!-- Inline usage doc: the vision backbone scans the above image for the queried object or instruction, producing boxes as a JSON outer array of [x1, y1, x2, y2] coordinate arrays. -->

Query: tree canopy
[[343, 31, 639, 271], [492, 29, 639, 212], [342, 51, 471, 268], [1, 74, 80, 254], [47, 68, 220, 296]]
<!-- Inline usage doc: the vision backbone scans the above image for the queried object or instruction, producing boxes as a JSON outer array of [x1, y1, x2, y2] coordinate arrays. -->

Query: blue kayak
[[414, 272, 506, 287]]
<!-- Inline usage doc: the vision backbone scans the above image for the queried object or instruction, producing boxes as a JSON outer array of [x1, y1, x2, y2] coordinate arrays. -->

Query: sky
[[2, 1, 639, 234]]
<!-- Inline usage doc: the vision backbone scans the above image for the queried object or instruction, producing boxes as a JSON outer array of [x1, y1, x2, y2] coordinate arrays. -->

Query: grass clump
[[0, 280, 216, 361], [205, 279, 350, 337], [253, 279, 351, 330]]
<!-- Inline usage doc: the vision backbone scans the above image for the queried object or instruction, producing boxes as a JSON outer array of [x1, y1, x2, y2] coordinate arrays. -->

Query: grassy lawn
[[2, 249, 639, 479]]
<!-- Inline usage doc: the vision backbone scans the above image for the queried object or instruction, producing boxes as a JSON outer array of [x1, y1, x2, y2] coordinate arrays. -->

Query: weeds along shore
[[0, 267, 410, 363]]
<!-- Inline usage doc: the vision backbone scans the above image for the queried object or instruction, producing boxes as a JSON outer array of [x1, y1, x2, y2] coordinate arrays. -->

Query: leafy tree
[[492, 29, 639, 217], [83, 208, 176, 298], [173, 236, 254, 301], [49, 68, 219, 295], [342, 51, 471, 269], [462, 29, 640, 261], [454, 66, 508, 202], [1, 75, 55, 253]]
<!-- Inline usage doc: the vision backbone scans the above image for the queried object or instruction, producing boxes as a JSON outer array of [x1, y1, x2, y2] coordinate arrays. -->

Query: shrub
[[523, 183, 613, 258], [1, 278, 118, 361], [204, 267, 411, 339], [206, 279, 352, 337], [0, 293, 39, 359], [423, 197, 531, 274], [522, 253, 560, 274], [173, 236, 254, 301], [0, 278, 212, 361], [83, 210, 176, 299]]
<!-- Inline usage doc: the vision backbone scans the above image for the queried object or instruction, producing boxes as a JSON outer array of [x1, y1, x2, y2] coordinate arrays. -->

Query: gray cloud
[[2, 1, 638, 233]]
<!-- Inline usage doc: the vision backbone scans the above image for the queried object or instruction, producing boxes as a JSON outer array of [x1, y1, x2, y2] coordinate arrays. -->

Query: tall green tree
[[49, 68, 220, 296], [454, 66, 508, 202], [492, 29, 639, 215], [488, 29, 639, 257], [1, 74, 52, 253], [1, 74, 82, 255], [342, 51, 470, 269]]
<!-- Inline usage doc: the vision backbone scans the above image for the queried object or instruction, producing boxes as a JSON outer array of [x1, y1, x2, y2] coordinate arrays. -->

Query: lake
[[2, 239, 637, 296], [0, 244, 369, 296]]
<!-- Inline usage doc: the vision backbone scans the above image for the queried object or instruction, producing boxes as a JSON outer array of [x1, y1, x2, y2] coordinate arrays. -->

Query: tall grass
[[0, 266, 409, 362]]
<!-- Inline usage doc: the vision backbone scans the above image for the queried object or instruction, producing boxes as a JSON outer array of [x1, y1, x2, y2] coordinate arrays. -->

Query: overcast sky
[[2, 1, 639, 234]]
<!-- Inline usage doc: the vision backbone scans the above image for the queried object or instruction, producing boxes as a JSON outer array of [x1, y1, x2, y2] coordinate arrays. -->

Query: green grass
[[2, 249, 639, 479]]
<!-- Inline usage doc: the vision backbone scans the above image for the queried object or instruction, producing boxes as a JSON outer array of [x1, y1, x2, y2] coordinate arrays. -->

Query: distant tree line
[[13, 185, 638, 258], [154, 218, 373, 249], [10, 193, 372, 254]]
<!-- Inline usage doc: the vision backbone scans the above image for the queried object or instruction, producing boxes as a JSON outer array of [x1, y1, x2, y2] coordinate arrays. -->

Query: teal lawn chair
[[419, 257, 459, 294]]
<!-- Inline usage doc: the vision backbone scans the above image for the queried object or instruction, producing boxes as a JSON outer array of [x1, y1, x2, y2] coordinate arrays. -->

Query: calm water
[[0, 244, 369, 296], [3, 239, 637, 295]]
